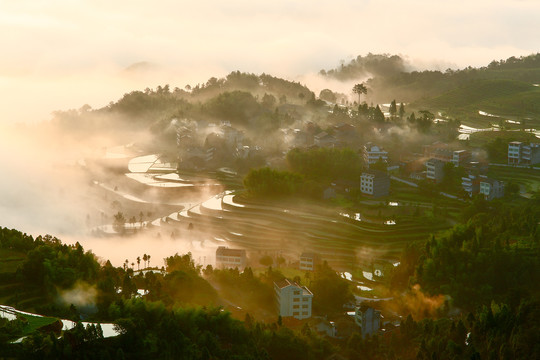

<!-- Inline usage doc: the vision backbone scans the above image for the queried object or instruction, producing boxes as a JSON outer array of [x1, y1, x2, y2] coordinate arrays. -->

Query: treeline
[[0, 228, 355, 358], [345, 299, 540, 359], [5, 301, 335, 359], [320, 53, 406, 81], [243, 147, 363, 198], [412, 198, 540, 311], [287, 147, 362, 182], [321, 53, 540, 106]]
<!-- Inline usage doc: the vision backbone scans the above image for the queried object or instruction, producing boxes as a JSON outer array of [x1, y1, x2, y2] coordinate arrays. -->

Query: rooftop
[[216, 246, 246, 257]]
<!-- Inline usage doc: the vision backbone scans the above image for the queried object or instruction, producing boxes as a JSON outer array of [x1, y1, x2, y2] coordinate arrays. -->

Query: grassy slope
[[488, 166, 540, 193], [413, 79, 540, 128]]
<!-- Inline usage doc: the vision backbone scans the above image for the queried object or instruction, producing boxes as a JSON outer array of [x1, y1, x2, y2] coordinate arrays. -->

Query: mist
[[1, 0, 539, 126]]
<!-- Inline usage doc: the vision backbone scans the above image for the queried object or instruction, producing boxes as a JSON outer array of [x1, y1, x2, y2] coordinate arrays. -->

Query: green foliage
[[243, 167, 304, 197], [321, 53, 406, 80], [207, 267, 276, 313], [416, 110, 434, 133], [319, 89, 337, 103], [352, 83, 367, 103], [8, 299, 333, 359], [20, 240, 100, 298], [484, 137, 507, 163], [287, 147, 362, 182], [259, 255, 273, 267], [398, 102, 405, 119], [204, 90, 262, 125], [389, 99, 397, 118], [310, 262, 353, 315], [415, 200, 540, 310], [370, 105, 385, 123]]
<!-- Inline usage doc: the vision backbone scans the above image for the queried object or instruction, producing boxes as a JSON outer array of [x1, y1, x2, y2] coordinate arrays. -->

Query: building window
[[293, 312, 299, 316], [302, 305, 308, 308], [293, 291, 300, 295], [293, 298, 299, 302], [302, 312, 308, 315], [293, 305, 299, 309]]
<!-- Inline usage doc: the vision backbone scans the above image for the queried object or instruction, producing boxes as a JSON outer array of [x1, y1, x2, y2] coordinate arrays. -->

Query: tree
[[137, 257, 141, 271], [352, 83, 368, 104], [407, 112, 416, 124], [261, 93, 276, 108], [417, 110, 434, 133], [399, 102, 405, 120], [389, 100, 397, 119], [259, 255, 273, 267], [371, 105, 385, 123], [113, 212, 126, 234], [319, 89, 337, 103], [143, 254, 148, 269]]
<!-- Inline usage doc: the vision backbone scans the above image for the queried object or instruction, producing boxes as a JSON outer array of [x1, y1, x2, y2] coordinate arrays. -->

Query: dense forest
[[2, 193, 539, 358]]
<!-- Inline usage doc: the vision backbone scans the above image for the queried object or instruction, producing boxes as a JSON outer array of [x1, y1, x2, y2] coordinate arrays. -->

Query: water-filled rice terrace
[[154, 192, 447, 270]]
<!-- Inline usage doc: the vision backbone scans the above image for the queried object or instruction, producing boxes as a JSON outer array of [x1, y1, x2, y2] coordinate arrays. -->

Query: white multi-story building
[[299, 252, 320, 271], [479, 175, 504, 200], [215, 247, 246, 269], [425, 158, 445, 183], [274, 279, 313, 320], [461, 174, 479, 197], [508, 141, 540, 165], [360, 171, 390, 197], [363, 143, 388, 166]]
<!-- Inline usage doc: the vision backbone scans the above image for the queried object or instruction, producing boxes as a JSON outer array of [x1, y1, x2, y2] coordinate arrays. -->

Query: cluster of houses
[[394, 141, 506, 200], [359, 139, 534, 200], [508, 141, 540, 165], [284, 122, 359, 149], [214, 247, 382, 337], [176, 120, 261, 170]]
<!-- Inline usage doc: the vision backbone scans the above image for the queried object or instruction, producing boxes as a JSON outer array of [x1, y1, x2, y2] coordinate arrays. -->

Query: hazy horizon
[[0, 0, 539, 124]]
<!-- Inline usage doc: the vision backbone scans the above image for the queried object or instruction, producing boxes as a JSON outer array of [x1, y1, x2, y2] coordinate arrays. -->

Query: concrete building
[[360, 170, 390, 197], [274, 279, 313, 320], [508, 141, 540, 165], [299, 252, 320, 271], [354, 305, 381, 338], [215, 247, 246, 269], [451, 150, 471, 167], [479, 175, 504, 200], [462, 174, 504, 200], [363, 143, 388, 166], [423, 142, 471, 167], [425, 158, 445, 183], [461, 174, 480, 197]]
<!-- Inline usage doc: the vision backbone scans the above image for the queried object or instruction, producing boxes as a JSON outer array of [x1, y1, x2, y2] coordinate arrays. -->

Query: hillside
[[321, 53, 540, 127], [414, 79, 540, 126]]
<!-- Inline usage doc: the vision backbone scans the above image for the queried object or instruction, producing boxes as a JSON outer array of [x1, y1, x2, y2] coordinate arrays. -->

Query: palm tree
[[147, 255, 151, 268], [143, 254, 148, 269], [137, 256, 141, 270], [352, 83, 368, 104]]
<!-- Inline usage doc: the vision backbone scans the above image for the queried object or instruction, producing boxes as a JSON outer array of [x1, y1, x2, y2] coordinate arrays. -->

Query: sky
[[0, 0, 539, 123]]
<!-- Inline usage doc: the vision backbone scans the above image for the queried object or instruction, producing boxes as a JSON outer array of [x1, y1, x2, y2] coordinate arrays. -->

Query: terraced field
[[153, 192, 449, 270], [488, 166, 540, 193]]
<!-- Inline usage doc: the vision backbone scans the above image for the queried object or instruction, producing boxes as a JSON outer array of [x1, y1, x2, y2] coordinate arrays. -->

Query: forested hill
[[321, 53, 540, 122], [50, 71, 318, 148]]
